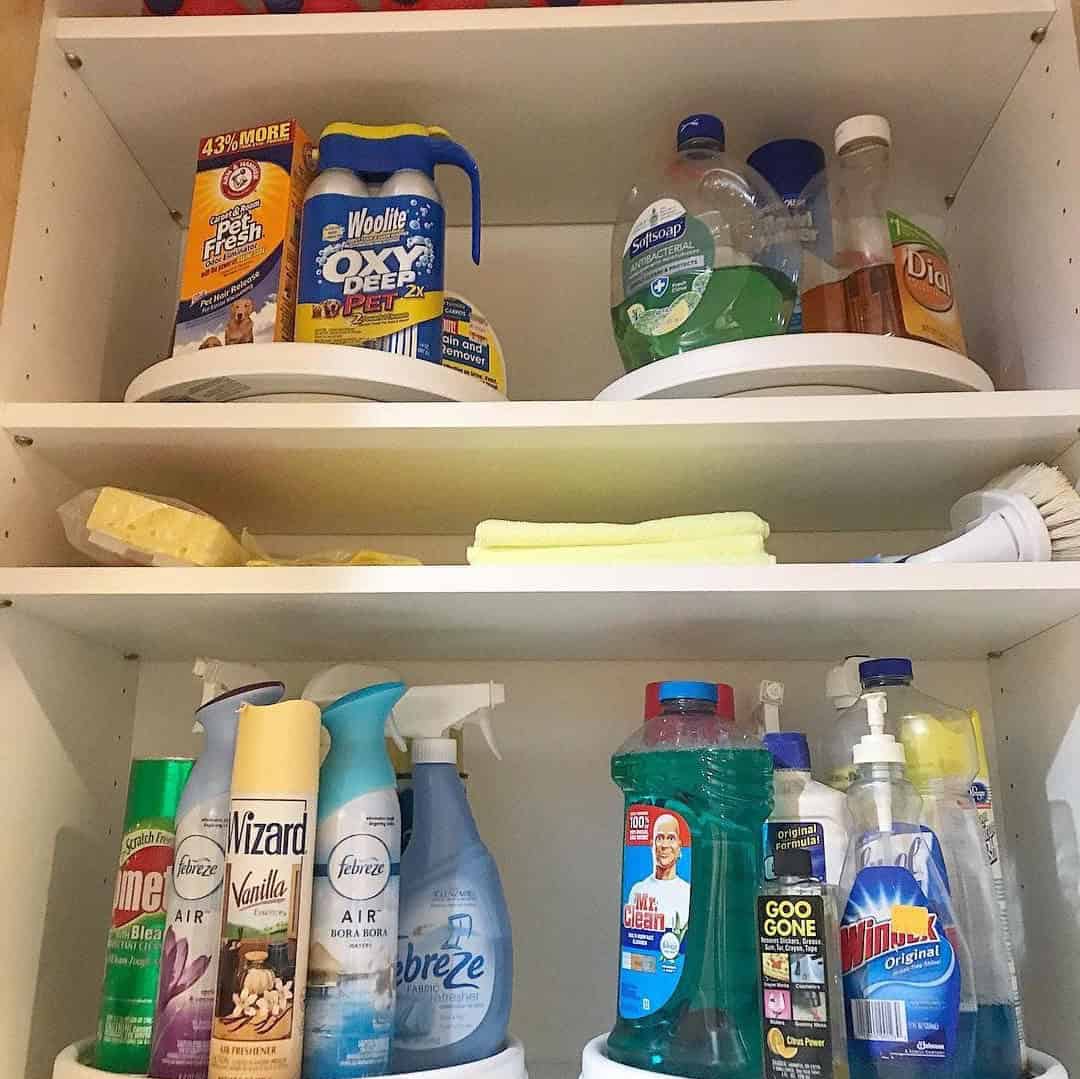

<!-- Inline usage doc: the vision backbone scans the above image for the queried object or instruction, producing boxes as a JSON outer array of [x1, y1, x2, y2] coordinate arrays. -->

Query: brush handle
[[905, 512, 1021, 563]]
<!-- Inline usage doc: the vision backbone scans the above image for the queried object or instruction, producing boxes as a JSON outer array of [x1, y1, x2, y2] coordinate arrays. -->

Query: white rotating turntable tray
[[595, 334, 994, 400]]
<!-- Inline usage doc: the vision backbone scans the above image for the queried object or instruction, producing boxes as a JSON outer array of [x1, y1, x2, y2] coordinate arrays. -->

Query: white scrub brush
[[907, 463, 1080, 563]]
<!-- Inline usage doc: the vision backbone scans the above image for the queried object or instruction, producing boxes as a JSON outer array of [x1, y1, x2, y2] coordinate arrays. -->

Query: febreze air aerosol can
[[296, 123, 481, 363]]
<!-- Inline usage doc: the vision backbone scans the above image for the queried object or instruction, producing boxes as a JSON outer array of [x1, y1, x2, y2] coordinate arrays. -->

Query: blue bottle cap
[[763, 732, 811, 771], [859, 657, 914, 686], [677, 114, 725, 151], [658, 680, 718, 704], [746, 139, 826, 201]]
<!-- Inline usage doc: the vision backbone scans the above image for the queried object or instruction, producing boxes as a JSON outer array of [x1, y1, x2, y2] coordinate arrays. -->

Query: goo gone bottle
[[209, 699, 321, 1079], [296, 123, 481, 362], [97, 758, 194, 1073], [838, 693, 974, 1079], [150, 663, 284, 1079], [392, 683, 511, 1071], [609, 681, 773, 1079], [304, 681, 408, 1079]]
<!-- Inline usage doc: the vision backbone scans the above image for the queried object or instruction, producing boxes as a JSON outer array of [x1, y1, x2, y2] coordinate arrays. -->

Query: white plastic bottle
[[763, 730, 850, 888]]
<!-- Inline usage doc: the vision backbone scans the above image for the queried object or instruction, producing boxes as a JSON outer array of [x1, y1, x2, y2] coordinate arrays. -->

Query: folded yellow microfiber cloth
[[473, 512, 769, 549], [467, 537, 775, 566]]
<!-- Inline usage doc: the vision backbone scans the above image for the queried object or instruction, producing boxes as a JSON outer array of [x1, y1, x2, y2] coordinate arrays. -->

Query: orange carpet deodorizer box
[[173, 119, 316, 355]]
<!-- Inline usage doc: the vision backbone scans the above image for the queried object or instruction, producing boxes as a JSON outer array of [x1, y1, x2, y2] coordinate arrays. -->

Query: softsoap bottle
[[391, 683, 512, 1072], [208, 698, 321, 1079]]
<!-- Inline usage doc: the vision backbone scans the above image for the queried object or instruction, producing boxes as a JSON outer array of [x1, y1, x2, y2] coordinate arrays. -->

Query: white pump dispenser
[[853, 690, 905, 832], [392, 682, 505, 764]]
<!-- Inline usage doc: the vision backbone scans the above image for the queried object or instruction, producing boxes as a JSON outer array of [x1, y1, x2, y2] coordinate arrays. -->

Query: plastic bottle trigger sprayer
[[391, 683, 513, 1071]]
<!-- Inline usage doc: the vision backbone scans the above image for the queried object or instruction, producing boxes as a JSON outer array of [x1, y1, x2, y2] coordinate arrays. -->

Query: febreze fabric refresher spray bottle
[[296, 123, 481, 363], [838, 692, 975, 1079], [97, 758, 194, 1073], [609, 680, 773, 1079], [209, 698, 321, 1079], [303, 681, 408, 1079], [392, 683, 512, 1071], [151, 661, 284, 1079]]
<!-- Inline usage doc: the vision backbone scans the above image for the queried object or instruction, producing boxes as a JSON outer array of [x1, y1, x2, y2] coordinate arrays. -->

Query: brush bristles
[[990, 463, 1080, 559]]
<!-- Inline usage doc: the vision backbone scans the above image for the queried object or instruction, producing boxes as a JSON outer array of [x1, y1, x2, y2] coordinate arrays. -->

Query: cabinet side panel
[[991, 616, 1080, 1072], [0, 614, 137, 1079], [0, 0, 180, 403], [946, 5, 1080, 389]]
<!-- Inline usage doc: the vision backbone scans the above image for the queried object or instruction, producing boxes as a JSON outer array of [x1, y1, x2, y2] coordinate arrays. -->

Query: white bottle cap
[[853, 691, 906, 765], [835, 115, 892, 154], [826, 655, 870, 710], [413, 737, 460, 765]]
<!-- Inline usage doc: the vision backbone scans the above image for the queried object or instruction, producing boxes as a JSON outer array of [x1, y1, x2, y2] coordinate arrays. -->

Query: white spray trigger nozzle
[[393, 682, 506, 764], [192, 656, 273, 732], [386, 710, 407, 753]]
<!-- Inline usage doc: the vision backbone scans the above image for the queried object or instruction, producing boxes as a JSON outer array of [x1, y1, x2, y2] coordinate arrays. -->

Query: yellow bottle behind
[[209, 699, 321, 1079]]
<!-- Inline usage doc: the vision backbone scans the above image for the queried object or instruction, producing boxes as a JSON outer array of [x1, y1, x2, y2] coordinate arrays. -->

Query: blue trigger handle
[[435, 140, 482, 265]]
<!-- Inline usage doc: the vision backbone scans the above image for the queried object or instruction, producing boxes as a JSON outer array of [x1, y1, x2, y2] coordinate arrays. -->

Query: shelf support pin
[[944, 194, 956, 209], [63, 51, 83, 70], [12, 435, 33, 448], [169, 210, 184, 225], [1031, 26, 1047, 43], [123, 652, 140, 662], [0, 600, 12, 610]]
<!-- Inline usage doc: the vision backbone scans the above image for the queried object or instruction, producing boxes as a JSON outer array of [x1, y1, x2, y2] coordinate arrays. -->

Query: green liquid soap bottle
[[608, 680, 773, 1079], [610, 115, 800, 373], [758, 847, 848, 1079]]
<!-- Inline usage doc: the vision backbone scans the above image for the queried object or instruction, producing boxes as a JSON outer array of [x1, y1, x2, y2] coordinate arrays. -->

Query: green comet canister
[[95, 757, 194, 1073]]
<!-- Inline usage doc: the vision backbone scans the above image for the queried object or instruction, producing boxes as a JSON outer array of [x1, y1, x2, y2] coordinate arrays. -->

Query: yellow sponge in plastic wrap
[[60, 487, 247, 567]]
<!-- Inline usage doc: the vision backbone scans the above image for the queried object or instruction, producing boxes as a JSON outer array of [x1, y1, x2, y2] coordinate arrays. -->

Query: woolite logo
[[111, 828, 174, 928]]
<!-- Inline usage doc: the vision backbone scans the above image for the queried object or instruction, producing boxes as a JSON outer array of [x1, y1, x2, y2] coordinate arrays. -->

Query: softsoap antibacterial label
[[617, 804, 692, 1020], [305, 789, 400, 1077], [395, 883, 496, 1050]]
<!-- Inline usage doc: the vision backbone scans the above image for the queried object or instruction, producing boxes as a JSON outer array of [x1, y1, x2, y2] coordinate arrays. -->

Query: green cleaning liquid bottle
[[610, 115, 800, 373], [608, 680, 773, 1079]]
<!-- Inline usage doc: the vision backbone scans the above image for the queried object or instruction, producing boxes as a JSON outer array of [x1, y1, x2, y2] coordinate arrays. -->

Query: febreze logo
[[629, 216, 686, 258], [397, 913, 486, 992], [840, 913, 941, 975], [173, 834, 225, 902], [328, 833, 391, 902]]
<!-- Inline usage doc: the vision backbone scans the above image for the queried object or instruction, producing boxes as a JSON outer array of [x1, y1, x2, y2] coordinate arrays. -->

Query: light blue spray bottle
[[391, 683, 512, 1072], [304, 681, 408, 1079], [150, 660, 284, 1079]]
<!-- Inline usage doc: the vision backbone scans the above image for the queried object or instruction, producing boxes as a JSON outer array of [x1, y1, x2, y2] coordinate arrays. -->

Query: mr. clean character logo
[[221, 159, 261, 200]]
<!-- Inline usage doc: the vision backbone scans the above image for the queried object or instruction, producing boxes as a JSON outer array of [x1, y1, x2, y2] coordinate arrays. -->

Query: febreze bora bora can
[[208, 699, 321, 1079]]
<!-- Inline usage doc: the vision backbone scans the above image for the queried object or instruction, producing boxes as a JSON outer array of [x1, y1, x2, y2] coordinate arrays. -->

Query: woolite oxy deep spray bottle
[[295, 123, 480, 363]]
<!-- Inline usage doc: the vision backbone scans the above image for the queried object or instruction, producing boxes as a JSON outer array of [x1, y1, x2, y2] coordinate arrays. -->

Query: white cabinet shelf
[[5, 392, 1080, 534], [3, 563, 1079, 661], [55, 0, 1051, 225]]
